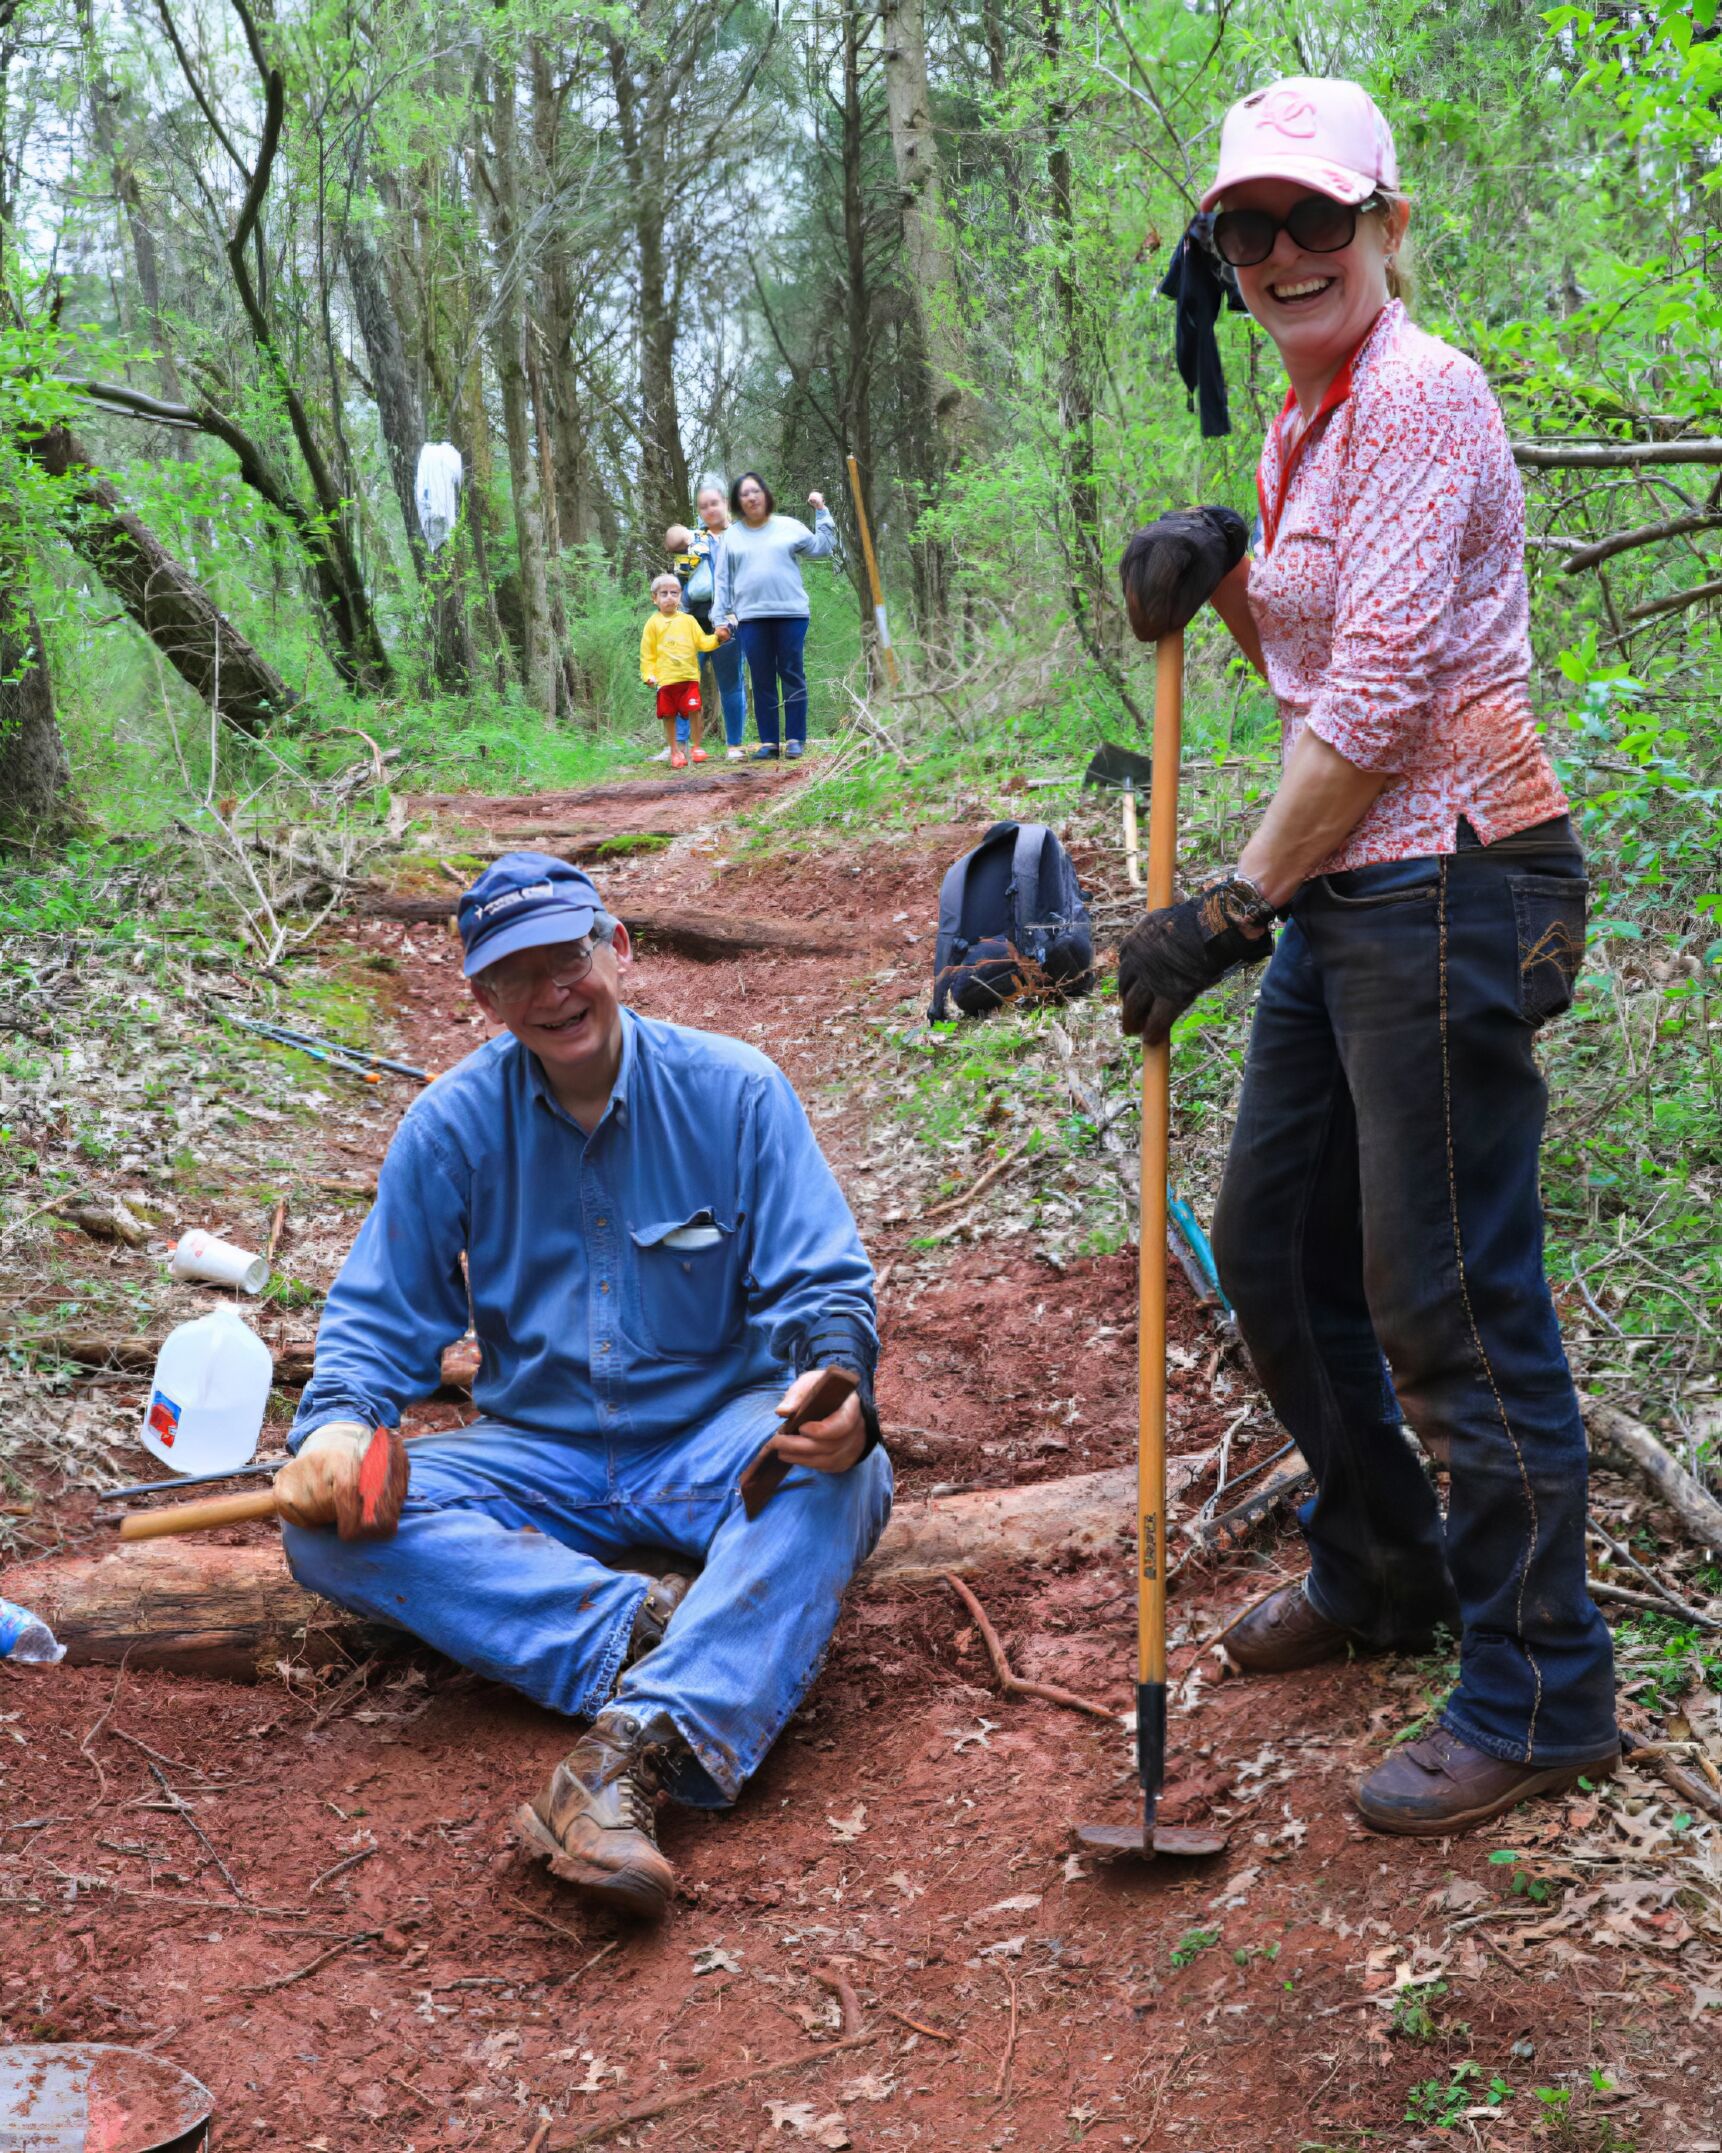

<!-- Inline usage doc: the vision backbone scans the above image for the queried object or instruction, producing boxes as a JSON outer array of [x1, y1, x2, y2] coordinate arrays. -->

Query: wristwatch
[[1220, 869, 1282, 928]]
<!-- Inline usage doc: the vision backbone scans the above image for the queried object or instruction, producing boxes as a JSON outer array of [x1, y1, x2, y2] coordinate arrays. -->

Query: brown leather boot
[[626, 1572, 692, 1667], [517, 1707, 681, 1919], [1216, 1580, 1365, 1673], [1356, 1727, 1620, 1837]]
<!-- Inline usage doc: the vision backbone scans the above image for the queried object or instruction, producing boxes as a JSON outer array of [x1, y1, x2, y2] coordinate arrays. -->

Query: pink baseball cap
[[1199, 77, 1399, 213]]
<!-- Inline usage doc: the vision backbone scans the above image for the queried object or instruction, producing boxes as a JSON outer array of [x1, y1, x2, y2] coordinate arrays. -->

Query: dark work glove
[[1118, 506, 1249, 642], [1117, 878, 1274, 1044]]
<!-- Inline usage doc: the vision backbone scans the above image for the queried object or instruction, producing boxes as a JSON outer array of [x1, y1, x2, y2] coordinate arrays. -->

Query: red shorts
[[656, 681, 701, 720]]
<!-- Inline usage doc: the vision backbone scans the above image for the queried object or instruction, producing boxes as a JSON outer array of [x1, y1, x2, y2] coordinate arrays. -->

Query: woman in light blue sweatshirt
[[711, 471, 838, 761]]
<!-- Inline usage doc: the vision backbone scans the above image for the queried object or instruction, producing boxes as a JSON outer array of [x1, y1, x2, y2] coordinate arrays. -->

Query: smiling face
[[697, 485, 728, 532], [1224, 180, 1408, 406], [471, 927, 634, 1115], [737, 477, 770, 525]]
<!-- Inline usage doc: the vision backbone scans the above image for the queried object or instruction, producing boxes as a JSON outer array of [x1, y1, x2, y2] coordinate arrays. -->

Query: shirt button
[[599, 1340, 611, 1354], [595, 1217, 607, 1229], [599, 1281, 610, 1295]]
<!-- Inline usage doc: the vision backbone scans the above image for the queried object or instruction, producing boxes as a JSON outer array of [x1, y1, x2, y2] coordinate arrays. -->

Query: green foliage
[[1488, 1849, 1558, 1905], [1611, 1612, 1722, 1713], [1390, 1981, 1450, 2044], [1168, 1926, 1221, 1968], [1405, 2062, 1512, 2129]]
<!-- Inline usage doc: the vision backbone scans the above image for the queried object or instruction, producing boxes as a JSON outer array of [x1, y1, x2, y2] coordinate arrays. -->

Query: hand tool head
[[1072, 1819, 1230, 1860]]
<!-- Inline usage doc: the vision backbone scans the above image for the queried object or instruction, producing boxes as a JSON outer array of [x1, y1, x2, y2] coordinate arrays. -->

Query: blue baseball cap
[[458, 853, 606, 978]]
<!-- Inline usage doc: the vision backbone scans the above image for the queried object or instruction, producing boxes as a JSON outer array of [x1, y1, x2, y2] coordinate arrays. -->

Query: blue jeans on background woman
[[699, 633, 748, 750], [738, 616, 809, 751]]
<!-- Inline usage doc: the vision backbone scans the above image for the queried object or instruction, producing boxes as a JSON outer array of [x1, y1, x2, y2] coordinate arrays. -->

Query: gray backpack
[[930, 821, 1095, 1020]]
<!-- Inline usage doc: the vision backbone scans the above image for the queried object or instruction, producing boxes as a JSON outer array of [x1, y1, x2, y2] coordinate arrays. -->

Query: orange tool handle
[[119, 1486, 279, 1540]]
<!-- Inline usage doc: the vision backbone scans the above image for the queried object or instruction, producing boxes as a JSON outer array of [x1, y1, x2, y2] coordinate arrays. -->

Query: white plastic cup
[[171, 1228, 269, 1296]]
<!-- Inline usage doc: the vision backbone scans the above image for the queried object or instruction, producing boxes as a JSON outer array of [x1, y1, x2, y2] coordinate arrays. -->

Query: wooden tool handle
[[738, 1367, 861, 1521], [1138, 629, 1183, 1707], [120, 1487, 280, 1541]]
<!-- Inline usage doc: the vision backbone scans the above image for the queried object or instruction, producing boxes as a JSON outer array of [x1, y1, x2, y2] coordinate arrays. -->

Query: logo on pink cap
[[1200, 76, 1399, 213], [1254, 88, 1319, 141]]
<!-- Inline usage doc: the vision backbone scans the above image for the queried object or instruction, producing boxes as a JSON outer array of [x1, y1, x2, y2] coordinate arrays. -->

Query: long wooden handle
[[845, 453, 899, 689], [1138, 631, 1183, 1705], [120, 1487, 280, 1541]]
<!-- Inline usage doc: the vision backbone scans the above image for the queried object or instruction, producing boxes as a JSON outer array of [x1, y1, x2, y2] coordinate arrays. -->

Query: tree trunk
[[345, 228, 470, 693], [483, 52, 560, 715], [838, 0, 884, 672], [74, 0, 191, 460], [879, 0, 972, 617], [0, 591, 77, 847], [609, 38, 689, 539], [1038, 0, 1104, 641], [6, 1466, 1142, 1676], [23, 425, 293, 735]]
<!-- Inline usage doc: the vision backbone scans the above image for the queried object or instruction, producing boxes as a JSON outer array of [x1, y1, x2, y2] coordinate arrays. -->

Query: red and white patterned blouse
[[1246, 299, 1567, 873]]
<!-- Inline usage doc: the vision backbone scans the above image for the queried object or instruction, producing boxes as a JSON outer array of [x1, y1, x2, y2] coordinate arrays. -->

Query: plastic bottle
[[0, 1598, 65, 1664], [141, 1303, 273, 1476]]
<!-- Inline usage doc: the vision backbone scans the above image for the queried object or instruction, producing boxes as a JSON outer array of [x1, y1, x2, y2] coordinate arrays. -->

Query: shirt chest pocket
[[628, 1211, 745, 1358]]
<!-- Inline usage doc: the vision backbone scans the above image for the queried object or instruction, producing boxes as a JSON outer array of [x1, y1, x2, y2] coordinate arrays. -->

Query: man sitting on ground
[[275, 853, 891, 1919]]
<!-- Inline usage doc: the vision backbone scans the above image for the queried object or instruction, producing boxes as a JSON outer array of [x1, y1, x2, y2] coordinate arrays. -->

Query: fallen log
[[12, 1332, 478, 1398], [8, 1464, 1144, 1676], [353, 895, 848, 960], [16, 1331, 317, 1385], [1584, 1398, 1722, 1559], [1512, 438, 1722, 469]]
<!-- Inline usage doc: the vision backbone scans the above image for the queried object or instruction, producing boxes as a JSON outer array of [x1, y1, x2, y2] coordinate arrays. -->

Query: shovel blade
[[1073, 1821, 1229, 1860], [1082, 742, 1156, 793]]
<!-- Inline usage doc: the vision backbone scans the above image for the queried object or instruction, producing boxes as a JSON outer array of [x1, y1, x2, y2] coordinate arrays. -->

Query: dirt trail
[[2, 779, 1715, 2151]]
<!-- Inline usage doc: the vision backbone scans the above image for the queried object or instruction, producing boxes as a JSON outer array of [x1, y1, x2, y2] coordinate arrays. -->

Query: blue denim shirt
[[291, 1011, 878, 1450]]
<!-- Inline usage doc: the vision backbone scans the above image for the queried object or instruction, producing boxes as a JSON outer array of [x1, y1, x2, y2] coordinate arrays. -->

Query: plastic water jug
[[141, 1304, 272, 1475]]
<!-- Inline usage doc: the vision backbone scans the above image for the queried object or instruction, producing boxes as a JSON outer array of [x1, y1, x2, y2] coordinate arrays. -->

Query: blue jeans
[[699, 633, 748, 749], [738, 616, 809, 747], [282, 1389, 893, 1806], [1211, 820, 1616, 1766]]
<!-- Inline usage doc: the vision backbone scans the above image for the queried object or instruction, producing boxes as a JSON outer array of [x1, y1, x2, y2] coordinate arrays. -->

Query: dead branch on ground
[[943, 1571, 1116, 1720]]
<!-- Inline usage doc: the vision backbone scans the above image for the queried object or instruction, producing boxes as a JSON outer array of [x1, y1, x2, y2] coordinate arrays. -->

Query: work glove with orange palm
[[275, 1420, 410, 1539]]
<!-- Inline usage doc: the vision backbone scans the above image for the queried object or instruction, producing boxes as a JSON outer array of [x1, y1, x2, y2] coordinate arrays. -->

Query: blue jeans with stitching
[[282, 1388, 893, 1806], [1211, 821, 1616, 1766], [699, 633, 749, 749], [738, 616, 809, 747]]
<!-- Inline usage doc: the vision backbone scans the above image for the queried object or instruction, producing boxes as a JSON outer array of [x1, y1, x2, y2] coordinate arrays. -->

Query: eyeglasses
[[1210, 193, 1380, 269], [480, 939, 598, 1011]]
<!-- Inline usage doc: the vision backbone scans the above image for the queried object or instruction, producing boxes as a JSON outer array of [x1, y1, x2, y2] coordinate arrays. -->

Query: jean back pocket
[[1510, 873, 1588, 1027]]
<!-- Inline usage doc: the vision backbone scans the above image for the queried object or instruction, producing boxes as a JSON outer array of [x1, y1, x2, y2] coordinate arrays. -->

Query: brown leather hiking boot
[[627, 1572, 692, 1668], [1216, 1580, 1364, 1673], [1356, 1728, 1619, 1837], [518, 1707, 681, 1919]]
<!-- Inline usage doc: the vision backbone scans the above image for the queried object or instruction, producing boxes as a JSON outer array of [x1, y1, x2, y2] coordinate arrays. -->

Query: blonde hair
[[650, 572, 682, 597], [664, 524, 693, 551], [1369, 190, 1414, 310]]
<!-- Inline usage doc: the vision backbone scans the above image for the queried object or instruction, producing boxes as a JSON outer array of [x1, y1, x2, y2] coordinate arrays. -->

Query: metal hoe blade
[[1073, 1820, 1229, 1861], [0, 2043, 213, 2151]]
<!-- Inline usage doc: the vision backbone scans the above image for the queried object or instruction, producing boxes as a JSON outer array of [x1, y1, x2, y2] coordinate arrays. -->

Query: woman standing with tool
[[1115, 76, 1616, 1835], [710, 472, 838, 761]]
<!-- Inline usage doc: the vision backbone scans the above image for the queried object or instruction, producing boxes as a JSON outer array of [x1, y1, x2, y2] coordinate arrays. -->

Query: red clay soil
[[2, 781, 1713, 2152]]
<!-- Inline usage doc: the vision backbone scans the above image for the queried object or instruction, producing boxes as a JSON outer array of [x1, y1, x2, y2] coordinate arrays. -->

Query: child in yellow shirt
[[640, 573, 722, 769]]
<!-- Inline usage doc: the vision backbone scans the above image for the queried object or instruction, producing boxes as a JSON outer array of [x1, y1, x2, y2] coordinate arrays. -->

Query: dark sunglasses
[[1210, 193, 1381, 269]]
